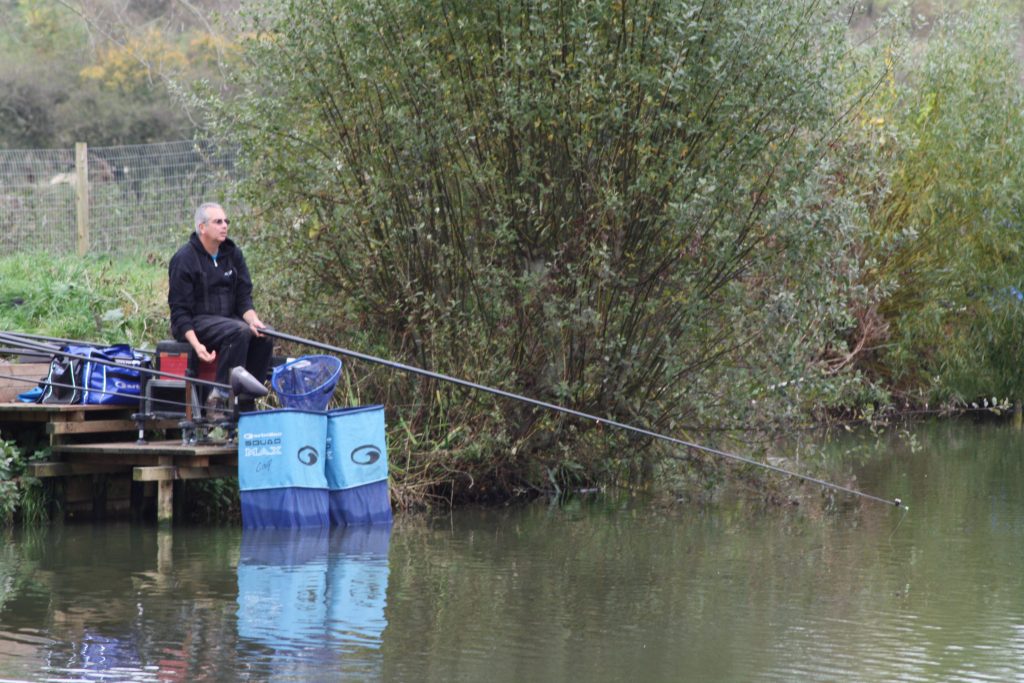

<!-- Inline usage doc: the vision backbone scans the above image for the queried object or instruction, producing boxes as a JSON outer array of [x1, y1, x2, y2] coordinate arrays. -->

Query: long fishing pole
[[0, 372, 178, 408], [3, 331, 96, 348], [263, 329, 904, 508], [0, 332, 229, 393], [0, 331, 157, 357], [0, 332, 61, 360]]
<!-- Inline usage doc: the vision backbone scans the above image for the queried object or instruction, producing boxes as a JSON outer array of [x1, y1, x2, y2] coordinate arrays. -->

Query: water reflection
[[0, 523, 391, 682], [11, 525, 174, 683], [8, 421, 1024, 681], [236, 525, 391, 679]]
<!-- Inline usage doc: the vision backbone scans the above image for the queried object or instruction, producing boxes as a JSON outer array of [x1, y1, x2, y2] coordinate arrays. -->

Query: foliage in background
[[0, 0, 239, 147], [1, 0, 1022, 516], [840, 4, 1024, 407], [182, 479, 240, 523], [0, 432, 49, 526], [210, 0, 878, 503]]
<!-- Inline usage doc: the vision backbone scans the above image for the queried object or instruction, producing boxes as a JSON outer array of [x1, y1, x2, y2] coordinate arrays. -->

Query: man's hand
[[244, 310, 267, 338], [194, 342, 217, 364], [185, 330, 217, 363]]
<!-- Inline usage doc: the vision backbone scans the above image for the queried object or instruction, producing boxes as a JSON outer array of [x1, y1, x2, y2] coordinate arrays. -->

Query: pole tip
[[894, 497, 902, 507]]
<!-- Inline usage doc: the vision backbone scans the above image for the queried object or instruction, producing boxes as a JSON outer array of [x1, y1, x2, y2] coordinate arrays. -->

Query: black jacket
[[168, 232, 256, 340]]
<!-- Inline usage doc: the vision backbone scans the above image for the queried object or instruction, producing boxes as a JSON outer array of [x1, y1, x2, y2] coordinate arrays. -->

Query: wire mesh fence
[[0, 140, 239, 256], [0, 147, 76, 255]]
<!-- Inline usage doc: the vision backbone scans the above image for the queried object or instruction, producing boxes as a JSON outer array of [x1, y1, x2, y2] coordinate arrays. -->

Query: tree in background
[[212, 0, 877, 501], [0, 0, 239, 147], [838, 4, 1024, 411]]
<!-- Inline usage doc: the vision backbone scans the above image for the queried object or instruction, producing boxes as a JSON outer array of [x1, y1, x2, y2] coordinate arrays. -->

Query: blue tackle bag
[[81, 344, 150, 405], [38, 343, 149, 405]]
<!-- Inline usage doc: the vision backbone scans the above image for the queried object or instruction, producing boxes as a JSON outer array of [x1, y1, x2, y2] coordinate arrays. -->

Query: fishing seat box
[[140, 340, 218, 419]]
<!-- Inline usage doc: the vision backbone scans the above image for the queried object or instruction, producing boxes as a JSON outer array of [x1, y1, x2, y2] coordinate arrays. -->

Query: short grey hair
[[194, 202, 224, 233]]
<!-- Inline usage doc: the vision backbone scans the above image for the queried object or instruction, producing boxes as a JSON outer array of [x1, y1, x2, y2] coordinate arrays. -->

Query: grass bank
[[0, 253, 168, 347], [0, 254, 192, 525]]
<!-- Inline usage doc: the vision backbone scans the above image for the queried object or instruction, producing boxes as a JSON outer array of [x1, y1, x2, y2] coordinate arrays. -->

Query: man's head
[[195, 202, 229, 253]]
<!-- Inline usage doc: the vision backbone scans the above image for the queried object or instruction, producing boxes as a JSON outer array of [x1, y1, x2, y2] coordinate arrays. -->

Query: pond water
[[1, 419, 1023, 682]]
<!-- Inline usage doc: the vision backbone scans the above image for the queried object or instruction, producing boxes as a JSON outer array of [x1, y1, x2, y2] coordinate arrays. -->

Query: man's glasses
[[209, 218, 230, 226]]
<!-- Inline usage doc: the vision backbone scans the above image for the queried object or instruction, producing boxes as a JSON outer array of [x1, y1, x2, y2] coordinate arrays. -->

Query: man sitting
[[168, 202, 272, 414]]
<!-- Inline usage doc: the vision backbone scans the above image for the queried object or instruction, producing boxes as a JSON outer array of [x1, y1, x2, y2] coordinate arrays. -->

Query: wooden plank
[[53, 440, 236, 457], [48, 418, 136, 435], [27, 461, 131, 477], [27, 461, 71, 477], [47, 418, 180, 435], [136, 465, 175, 481], [177, 465, 234, 479], [41, 454, 216, 471], [134, 465, 235, 482], [76, 141, 90, 256], [0, 410, 51, 423], [0, 403, 133, 426], [50, 410, 87, 429], [157, 455, 172, 523], [158, 480, 172, 523], [59, 453, 165, 467]]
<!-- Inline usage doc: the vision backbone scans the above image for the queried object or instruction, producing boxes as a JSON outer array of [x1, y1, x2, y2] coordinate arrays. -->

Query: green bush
[[0, 433, 49, 526], [842, 4, 1024, 407], [210, 0, 875, 502], [0, 1, 228, 148]]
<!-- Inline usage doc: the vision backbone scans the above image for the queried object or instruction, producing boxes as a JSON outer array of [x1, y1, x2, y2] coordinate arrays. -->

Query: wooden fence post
[[75, 142, 89, 256]]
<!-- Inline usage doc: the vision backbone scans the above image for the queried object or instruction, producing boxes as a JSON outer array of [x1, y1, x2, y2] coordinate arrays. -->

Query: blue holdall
[[39, 343, 150, 405], [80, 344, 151, 405]]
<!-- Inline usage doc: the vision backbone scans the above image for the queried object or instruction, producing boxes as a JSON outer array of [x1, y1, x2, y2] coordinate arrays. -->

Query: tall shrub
[[848, 5, 1024, 405], [214, 0, 866, 500]]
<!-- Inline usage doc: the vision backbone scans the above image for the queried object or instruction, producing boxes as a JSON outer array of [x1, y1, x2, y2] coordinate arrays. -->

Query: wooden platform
[[45, 439, 238, 521], [52, 440, 236, 457], [0, 399, 239, 523], [0, 402, 173, 441], [46, 440, 236, 474], [0, 401, 132, 420]]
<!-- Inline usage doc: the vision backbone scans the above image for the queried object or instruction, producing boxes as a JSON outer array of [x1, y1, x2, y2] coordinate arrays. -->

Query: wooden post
[[1015, 400, 1022, 431], [157, 454, 173, 524], [74, 142, 90, 256], [157, 527, 173, 575]]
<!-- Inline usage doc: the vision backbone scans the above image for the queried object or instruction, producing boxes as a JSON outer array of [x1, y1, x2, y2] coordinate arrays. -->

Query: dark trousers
[[189, 315, 274, 386]]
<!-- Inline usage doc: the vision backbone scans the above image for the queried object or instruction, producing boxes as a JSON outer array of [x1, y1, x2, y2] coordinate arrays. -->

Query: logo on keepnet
[[297, 445, 319, 466], [242, 431, 283, 457], [350, 444, 381, 466]]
